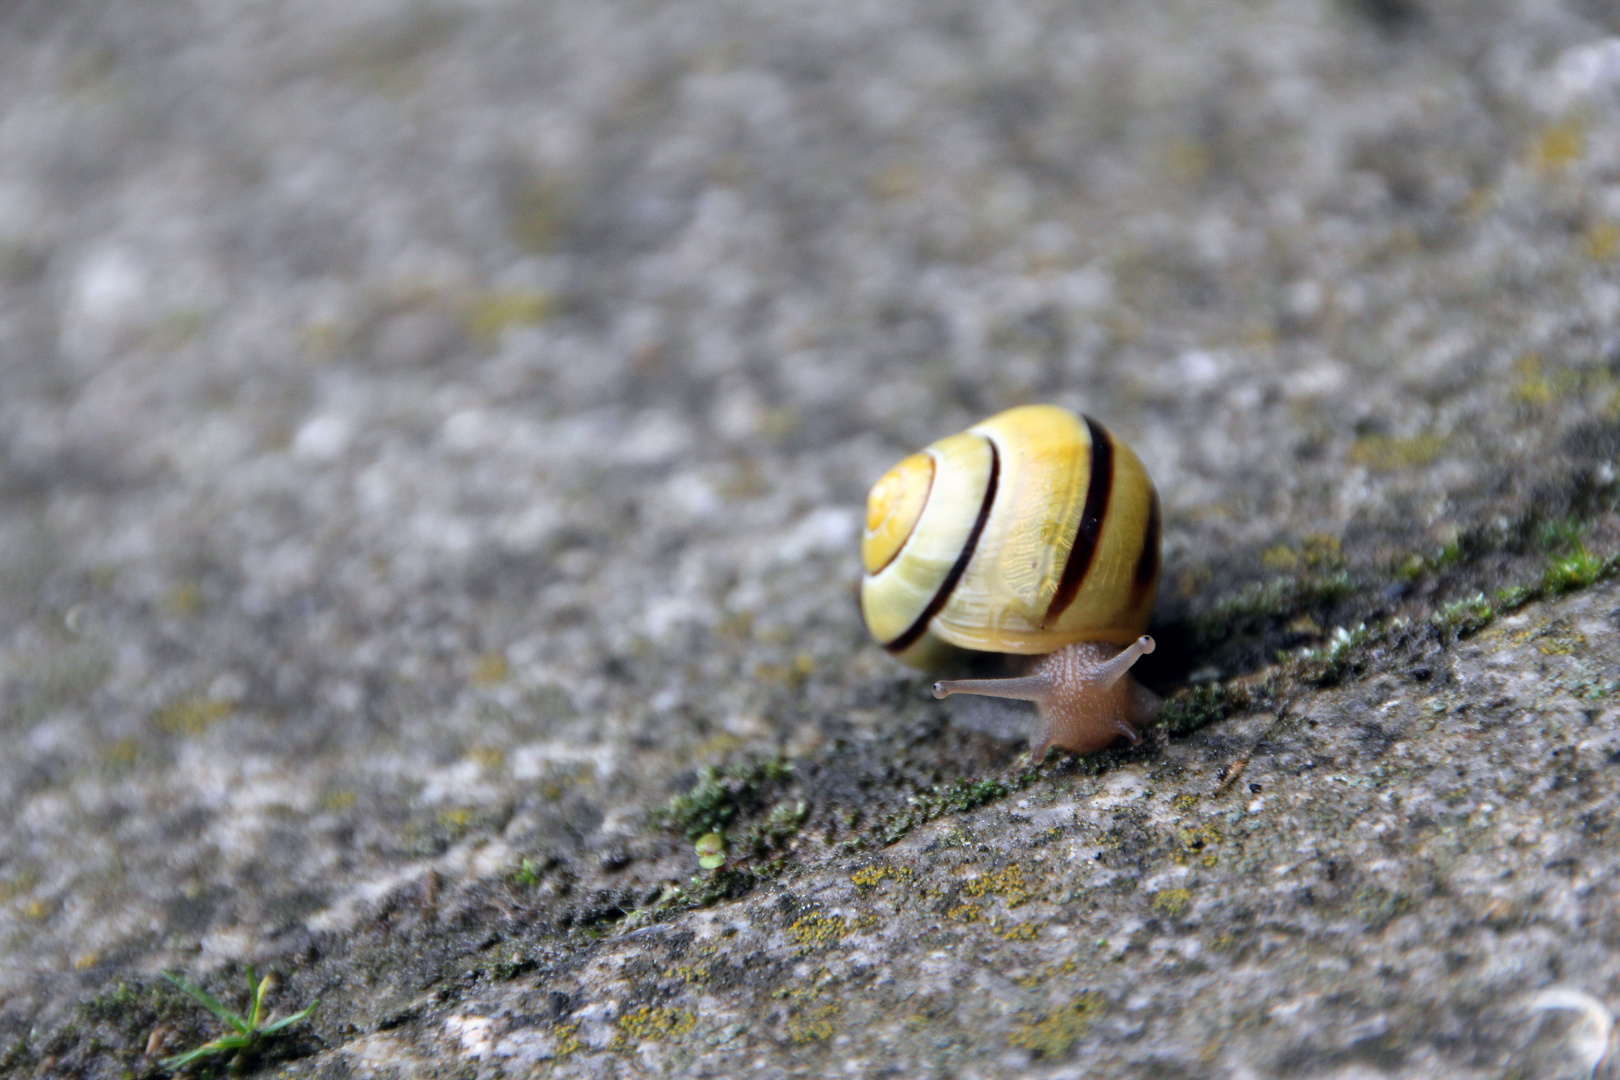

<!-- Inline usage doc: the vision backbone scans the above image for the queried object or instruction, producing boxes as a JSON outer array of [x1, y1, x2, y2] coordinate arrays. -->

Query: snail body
[[860, 404, 1161, 758]]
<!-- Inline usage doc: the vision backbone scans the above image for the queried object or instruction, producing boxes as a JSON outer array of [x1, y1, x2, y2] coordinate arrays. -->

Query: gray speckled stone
[[3, 0, 1620, 1075]]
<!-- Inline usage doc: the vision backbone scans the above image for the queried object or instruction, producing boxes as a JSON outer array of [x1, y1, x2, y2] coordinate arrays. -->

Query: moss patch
[[657, 756, 794, 841]]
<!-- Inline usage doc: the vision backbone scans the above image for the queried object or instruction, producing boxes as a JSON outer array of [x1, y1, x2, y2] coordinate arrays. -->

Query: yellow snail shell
[[859, 404, 1162, 758]]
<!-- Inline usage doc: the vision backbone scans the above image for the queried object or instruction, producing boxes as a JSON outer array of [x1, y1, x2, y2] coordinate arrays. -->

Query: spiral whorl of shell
[[859, 405, 1160, 671]]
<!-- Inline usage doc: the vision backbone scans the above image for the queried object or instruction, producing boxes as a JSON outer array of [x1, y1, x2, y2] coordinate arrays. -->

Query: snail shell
[[860, 404, 1162, 757]]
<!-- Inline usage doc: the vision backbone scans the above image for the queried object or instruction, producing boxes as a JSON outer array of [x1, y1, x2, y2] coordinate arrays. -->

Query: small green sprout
[[159, 967, 318, 1073], [695, 832, 726, 870]]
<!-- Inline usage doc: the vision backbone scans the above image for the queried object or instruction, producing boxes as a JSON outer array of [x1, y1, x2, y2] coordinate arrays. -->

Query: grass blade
[[161, 971, 250, 1034], [247, 968, 266, 1031], [160, 1034, 249, 1071], [259, 999, 320, 1034]]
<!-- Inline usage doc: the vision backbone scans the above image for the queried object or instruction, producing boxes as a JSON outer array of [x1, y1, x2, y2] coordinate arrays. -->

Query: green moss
[[1157, 683, 1238, 735], [0, 1034, 33, 1074], [1436, 594, 1493, 640], [1543, 544, 1612, 596], [511, 856, 547, 888], [1293, 623, 1371, 686], [657, 755, 794, 841], [1199, 571, 1356, 632]]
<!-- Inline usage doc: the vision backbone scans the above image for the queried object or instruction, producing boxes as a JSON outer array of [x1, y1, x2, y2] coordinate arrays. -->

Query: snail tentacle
[[932, 673, 1051, 703], [1093, 635, 1155, 687]]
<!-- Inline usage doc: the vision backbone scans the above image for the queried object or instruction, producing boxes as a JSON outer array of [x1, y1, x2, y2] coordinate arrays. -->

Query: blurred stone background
[[3, 0, 1620, 1076]]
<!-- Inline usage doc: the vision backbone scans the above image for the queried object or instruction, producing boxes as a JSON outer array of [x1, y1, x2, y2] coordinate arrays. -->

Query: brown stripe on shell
[[1043, 415, 1114, 626], [884, 438, 1001, 654], [1129, 490, 1161, 610]]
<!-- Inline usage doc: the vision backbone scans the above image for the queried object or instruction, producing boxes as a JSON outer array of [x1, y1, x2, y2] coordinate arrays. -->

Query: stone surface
[[2, 0, 1620, 1076]]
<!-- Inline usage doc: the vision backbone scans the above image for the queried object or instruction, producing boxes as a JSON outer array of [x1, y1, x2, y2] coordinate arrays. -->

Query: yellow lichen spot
[[1349, 432, 1448, 471], [754, 653, 816, 688], [616, 1004, 695, 1043], [1532, 619, 1588, 656], [992, 919, 1041, 942], [1302, 531, 1341, 566], [1240, 322, 1279, 350], [465, 291, 553, 345], [672, 962, 711, 985], [757, 407, 801, 441], [552, 1021, 584, 1060], [1151, 887, 1193, 917], [871, 162, 921, 200], [469, 746, 506, 769], [73, 953, 98, 970], [1008, 993, 1105, 1058], [1177, 822, 1221, 852], [947, 902, 981, 923], [1163, 138, 1210, 184], [149, 310, 207, 350], [152, 698, 232, 737], [719, 461, 769, 501], [851, 866, 890, 888], [788, 912, 847, 951], [707, 151, 750, 188], [1585, 221, 1620, 262], [689, 732, 745, 762], [962, 865, 1034, 907], [1461, 186, 1495, 221], [1533, 119, 1584, 170], [510, 175, 572, 252], [786, 1001, 842, 1044], [162, 583, 204, 618], [0, 870, 39, 902], [298, 321, 349, 361], [1263, 533, 1342, 571], [1509, 354, 1588, 409], [1260, 543, 1299, 571], [851, 864, 913, 890], [22, 900, 48, 920], [1176, 822, 1222, 868], [437, 807, 474, 830], [471, 653, 509, 685], [1513, 354, 1555, 406], [103, 739, 140, 770], [322, 789, 357, 813], [1171, 793, 1200, 813]]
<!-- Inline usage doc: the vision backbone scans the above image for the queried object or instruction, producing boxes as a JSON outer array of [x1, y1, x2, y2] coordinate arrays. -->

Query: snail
[[860, 404, 1161, 759]]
